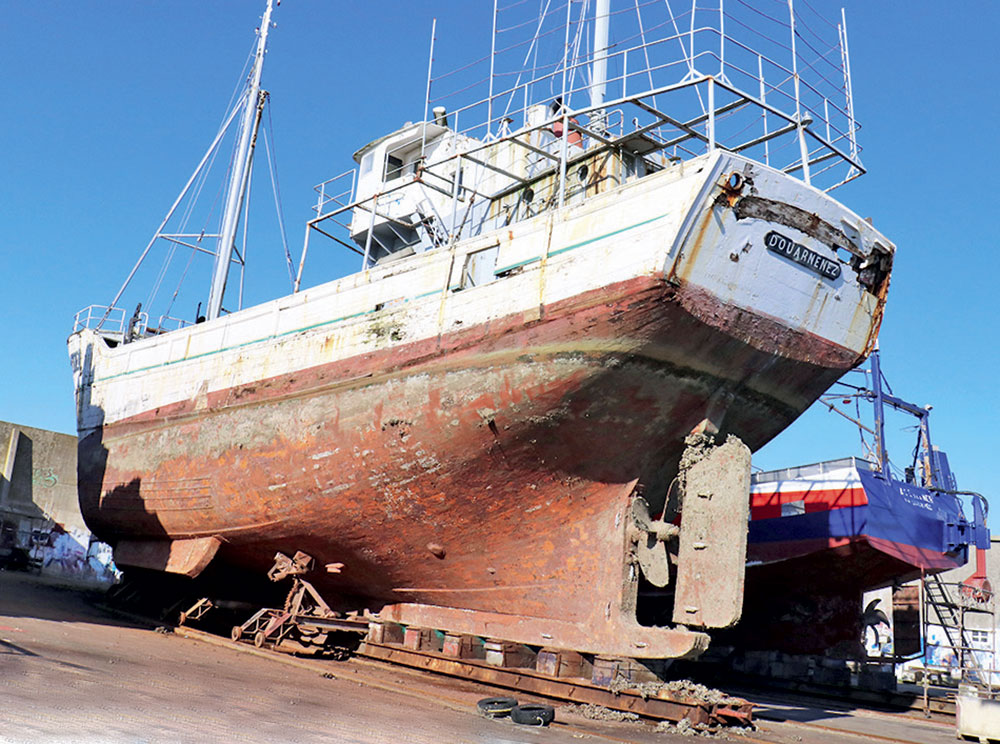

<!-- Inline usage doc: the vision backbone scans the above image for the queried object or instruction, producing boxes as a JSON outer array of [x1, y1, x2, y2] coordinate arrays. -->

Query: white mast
[[590, 0, 610, 132], [206, 0, 275, 321]]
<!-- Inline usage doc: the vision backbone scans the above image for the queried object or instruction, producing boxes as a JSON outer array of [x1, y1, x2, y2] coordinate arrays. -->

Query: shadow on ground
[[0, 569, 147, 629]]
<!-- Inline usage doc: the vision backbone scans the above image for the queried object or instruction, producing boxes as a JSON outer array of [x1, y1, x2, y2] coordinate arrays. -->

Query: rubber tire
[[231, 626, 243, 642], [477, 697, 519, 718], [253, 631, 266, 648], [510, 704, 555, 727]]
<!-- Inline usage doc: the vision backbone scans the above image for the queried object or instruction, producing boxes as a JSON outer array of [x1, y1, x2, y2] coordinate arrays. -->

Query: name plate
[[765, 230, 841, 280]]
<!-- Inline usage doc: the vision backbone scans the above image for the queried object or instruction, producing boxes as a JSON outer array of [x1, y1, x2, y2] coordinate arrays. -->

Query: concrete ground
[[0, 571, 958, 744]]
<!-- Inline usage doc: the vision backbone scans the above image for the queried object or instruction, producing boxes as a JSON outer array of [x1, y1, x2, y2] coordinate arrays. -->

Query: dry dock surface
[[0, 571, 957, 743]]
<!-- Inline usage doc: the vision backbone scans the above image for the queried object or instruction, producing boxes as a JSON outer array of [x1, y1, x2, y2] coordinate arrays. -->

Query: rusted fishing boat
[[69, 1, 894, 658]]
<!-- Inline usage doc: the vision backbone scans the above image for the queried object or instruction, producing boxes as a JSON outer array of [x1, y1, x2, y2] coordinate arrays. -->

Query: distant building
[[0, 420, 117, 587]]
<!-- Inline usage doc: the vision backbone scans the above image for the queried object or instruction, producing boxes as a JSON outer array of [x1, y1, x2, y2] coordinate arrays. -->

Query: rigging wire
[[497, 0, 532, 13], [562, 0, 590, 102], [634, 0, 660, 115], [160, 140, 232, 324], [142, 44, 258, 321], [145, 91, 246, 316], [163, 243, 200, 326], [664, 0, 705, 112], [145, 120, 229, 317], [148, 92, 246, 317], [498, 0, 556, 120], [263, 102, 296, 289]]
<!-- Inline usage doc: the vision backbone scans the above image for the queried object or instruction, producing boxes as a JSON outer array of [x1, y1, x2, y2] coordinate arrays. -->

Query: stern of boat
[[667, 152, 893, 369]]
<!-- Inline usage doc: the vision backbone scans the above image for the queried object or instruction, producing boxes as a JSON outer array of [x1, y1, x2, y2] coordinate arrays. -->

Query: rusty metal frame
[[376, 601, 707, 660], [300, 66, 867, 282], [359, 641, 753, 726]]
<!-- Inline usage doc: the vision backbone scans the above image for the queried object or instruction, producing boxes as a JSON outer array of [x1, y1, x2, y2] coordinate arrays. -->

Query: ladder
[[921, 572, 995, 697]]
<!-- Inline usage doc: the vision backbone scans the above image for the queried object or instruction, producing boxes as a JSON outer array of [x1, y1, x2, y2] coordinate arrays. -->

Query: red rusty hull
[[79, 275, 858, 625]]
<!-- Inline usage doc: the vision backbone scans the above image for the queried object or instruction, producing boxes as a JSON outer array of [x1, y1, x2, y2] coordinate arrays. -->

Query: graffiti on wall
[[31, 467, 58, 488], [33, 526, 119, 585], [1, 518, 118, 586]]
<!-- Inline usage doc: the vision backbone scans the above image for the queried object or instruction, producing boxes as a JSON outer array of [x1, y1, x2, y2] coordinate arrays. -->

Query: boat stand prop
[[226, 550, 368, 654]]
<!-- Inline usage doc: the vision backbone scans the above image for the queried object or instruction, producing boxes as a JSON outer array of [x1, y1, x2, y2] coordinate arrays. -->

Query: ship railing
[[152, 314, 195, 333], [425, 0, 862, 191], [299, 115, 550, 278], [299, 1, 864, 280], [312, 169, 357, 218], [301, 74, 837, 276], [73, 304, 199, 345], [436, 46, 860, 188], [290, 170, 364, 290], [751, 456, 864, 484], [73, 305, 148, 343]]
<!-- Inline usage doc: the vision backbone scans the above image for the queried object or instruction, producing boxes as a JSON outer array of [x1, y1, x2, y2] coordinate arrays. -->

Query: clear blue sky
[[2, 2, 998, 510]]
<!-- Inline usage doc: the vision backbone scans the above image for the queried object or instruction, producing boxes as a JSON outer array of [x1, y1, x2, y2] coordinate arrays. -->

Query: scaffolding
[[302, 0, 866, 279]]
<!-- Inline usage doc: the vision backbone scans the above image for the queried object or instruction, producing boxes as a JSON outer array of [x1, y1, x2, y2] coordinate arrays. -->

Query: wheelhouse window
[[384, 154, 404, 181], [360, 152, 374, 177]]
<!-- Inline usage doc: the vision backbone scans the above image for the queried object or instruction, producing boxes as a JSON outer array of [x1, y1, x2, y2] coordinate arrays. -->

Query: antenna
[[206, 0, 275, 321], [590, 0, 610, 132]]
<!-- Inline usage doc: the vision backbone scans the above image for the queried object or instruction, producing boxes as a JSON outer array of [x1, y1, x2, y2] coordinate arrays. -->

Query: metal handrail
[[74, 305, 126, 335], [73, 304, 150, 342]]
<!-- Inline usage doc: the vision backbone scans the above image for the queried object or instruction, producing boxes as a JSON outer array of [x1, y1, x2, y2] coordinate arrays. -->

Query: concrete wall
[[0, 420, 116, 587]]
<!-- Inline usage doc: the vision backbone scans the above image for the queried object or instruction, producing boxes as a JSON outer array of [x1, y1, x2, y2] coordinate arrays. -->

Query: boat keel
[[374, 601, 709, 659], [115, 536, 221, 578]]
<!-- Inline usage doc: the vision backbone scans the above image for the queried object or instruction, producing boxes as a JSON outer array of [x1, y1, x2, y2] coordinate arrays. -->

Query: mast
[[206, 0, 275, 321], [589, 0, 610, 132], [869, 346, 890, 476]]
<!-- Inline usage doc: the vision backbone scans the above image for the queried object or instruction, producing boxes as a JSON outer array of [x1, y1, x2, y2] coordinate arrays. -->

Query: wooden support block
[[591, 656, 623, 686], [367, 621, 404, 645], [591, 656, 668, 686], [441, 633, 475, 659], [536, 648, 588, 678], [403, 627, 438, 651], [484, 640, 535, 668]]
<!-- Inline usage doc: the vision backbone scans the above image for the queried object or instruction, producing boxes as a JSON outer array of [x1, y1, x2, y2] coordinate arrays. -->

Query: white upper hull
[[70, 151, 892, 437]]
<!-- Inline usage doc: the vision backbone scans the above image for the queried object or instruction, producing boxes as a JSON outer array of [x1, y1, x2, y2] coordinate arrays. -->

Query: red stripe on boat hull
[[750, 485, 868, 520]]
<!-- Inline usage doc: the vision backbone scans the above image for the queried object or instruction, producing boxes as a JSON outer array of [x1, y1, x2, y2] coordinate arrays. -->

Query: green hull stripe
[[95, 211, 668, 383]]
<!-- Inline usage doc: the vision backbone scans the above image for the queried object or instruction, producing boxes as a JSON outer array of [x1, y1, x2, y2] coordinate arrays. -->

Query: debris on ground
[[608, 677, 744, 705], [655, 717, 716, 737], [561, 703, 640, 722], [655, 715, 753, 738]]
